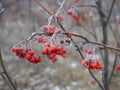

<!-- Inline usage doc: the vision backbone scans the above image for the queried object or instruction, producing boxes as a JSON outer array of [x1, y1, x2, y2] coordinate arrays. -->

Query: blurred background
[[0, 0, 120, 90]]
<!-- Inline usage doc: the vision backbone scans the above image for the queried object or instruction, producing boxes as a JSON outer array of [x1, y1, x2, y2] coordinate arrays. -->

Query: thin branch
[[0, 72, 13, 90], [0, 50, 17, 90], [88, 69, 104, 90], [109, 54, 117, 84], [33, 0, 53, 15], [106, 0, 116, 24]]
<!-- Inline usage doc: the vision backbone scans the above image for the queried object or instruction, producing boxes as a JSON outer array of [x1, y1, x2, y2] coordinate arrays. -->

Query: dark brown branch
[[0, 50, 17, 90], [0, 72, 13, 90], [106, 0, 116, 24], [88, 69, 104, 90]]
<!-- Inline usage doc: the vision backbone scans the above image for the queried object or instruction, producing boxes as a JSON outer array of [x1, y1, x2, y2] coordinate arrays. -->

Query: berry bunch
[[35, 36, 48, 43], [67, 8, 80, 21], [43, 25, 57, 36], [82, 59, 103, 70], [42, 45, 66, 63], [11, 47, 41, 64]]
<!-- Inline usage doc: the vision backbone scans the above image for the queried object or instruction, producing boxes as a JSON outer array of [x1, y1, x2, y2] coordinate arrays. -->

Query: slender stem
[[96, 0, 109, 89], [55, 0, 66, 16], [88, 69, 104, 90], [0, 72, 13, 90], [64, 32, 120, 52], [34, 0, 53, 15], [89, 16, 104, 60], [106, 0, 116, 24], [56, 16, 84, 59], [0, 50, 16, 90], [109, 55, 117, 83]]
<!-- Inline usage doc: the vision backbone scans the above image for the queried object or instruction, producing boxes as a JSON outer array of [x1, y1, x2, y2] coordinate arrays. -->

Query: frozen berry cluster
[[67, 8, 80, 21], [82, 59, 103, 70], [42, 45, 66, 63], [11, 47, 41, 64], [43, 25, 57, 36]]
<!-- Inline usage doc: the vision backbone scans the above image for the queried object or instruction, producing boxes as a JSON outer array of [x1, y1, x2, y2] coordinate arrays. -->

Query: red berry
[[85, 48, 93, 54], [22, 50, 26, 56], [28, 50, 34, 56], [58, 15, 64, 21], [35, 56, 41, 62], [60, 40, 64, 44], [67, 9, 73, 15], [72, 14, 80, 21], [115, 64, 120, 70], [50, 53, 56, 57], [52, 58, 57, 63], [25, 54, 31, 60], [31, 57, 35, 62], [11, 48, 15, 52]]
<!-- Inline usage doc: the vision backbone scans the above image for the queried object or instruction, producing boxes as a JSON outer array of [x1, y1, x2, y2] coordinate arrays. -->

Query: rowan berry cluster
[[82, 46, 104, 70], [42, 25, 57, 36], [67, 8, 80, 21], [42, 45, 66, 63], [11, 47, 41, 64], [82, 59, 103, 70]]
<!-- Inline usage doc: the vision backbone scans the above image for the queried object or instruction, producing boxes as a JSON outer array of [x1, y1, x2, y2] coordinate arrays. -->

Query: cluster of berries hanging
[[67, 8, 80, 21], [11, 24, 68, 64], [42, 45, 66, 63], [81, 47, 104, 70], [42, 25, 57, 36], [82, 59, 103, 70], [11, 47, 41, 64]]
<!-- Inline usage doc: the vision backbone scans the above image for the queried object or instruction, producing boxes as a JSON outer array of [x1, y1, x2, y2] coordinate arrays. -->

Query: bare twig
[[88, 69, 104, 90], [33, 0, 53, 15], [106, 0, 116, 24], [109, 55, 117, 84], [0, 50, 17, 90], [0, 72, 13, 90]]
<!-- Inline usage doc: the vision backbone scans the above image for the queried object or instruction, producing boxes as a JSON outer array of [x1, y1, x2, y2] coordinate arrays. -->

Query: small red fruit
[[28, 50, 34, 56], [25, 54, 31, 60], [52, 58, 57, 63]]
